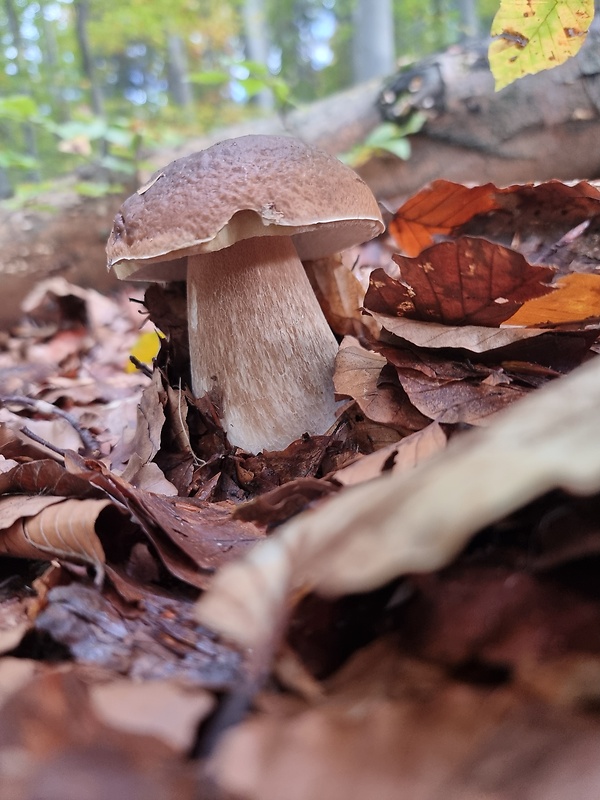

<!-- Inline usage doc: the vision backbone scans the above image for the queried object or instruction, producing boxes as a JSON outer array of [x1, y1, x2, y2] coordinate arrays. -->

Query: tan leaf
[[370, 312, 545, 352], [333, 422, 447, 486], [0, 498, 109, 579], [90, 680, 214, 753], [196, 355, 600, 649], [334, 340, 429, 433], [304, 255, 378, 338]]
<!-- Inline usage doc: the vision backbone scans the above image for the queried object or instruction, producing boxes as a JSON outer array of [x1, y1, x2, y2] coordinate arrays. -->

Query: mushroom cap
[[106, 134, 385, 281]]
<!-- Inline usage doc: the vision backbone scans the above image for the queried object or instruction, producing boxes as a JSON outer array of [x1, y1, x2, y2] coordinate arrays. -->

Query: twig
[[128, 355, 153, 378], [0, 395, 100, 457], [20, 426, 66, 461]]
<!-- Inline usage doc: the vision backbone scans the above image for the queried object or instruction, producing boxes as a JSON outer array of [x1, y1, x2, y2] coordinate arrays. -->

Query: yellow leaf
[[126, 330, 163, 373], [489, 0, 594, 91], [504, 273, 600, 326]]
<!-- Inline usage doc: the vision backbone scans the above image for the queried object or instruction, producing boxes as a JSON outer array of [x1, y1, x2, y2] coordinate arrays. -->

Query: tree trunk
[[4, 0, 40, 184], [241, 0, 274, 111], [166, 34, 193, 108], [74, 0, 104, 118], [352, 0, 396, 83], [453, 0, 480, 41]]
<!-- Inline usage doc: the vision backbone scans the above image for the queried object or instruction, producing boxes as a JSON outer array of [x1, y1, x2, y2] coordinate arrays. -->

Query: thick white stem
[[187, 236, 339, 453]]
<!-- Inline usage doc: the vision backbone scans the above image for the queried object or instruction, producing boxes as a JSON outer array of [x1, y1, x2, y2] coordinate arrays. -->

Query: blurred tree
[[352, 0, 395, 82], [242, 0, 274, 109]]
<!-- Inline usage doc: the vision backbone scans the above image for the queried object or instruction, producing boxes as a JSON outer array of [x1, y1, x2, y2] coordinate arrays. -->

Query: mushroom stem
[[187, 235, 340, 453]]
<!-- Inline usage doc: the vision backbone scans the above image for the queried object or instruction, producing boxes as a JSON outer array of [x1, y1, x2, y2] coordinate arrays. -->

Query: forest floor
[[2, 178, 600, 798]]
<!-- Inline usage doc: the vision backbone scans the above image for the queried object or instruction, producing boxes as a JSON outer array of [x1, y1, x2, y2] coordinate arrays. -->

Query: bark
[[5, 28, 600, 324], [241, 0, 273, 111], [352, 0, 396, 83], [454, 0, 480, 41], [74, 0, 104, 118], [166, 34, 193, 108]]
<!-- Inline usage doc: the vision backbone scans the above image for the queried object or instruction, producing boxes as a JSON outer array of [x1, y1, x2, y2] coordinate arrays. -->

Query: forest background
[[0, 0, 498, 202]]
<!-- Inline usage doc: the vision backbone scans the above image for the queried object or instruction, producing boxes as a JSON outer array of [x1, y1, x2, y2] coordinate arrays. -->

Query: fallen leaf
[[334, 341, 428, 434], [505, 273, 600, 327], [365, 239, 556, 327], [369, 312, 545, 352], [389, 181, 499, 255], [90, 680, 214, 752], [0, 497, 110, 580], [333, 422, 447, 486]]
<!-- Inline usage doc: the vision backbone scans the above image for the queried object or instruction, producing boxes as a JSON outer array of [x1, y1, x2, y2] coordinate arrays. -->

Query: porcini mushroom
[[107, 135, 384, 454]]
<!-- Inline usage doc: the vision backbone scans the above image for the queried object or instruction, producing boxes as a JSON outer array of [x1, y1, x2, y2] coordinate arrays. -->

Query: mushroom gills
[[187, 235, 340, 453]]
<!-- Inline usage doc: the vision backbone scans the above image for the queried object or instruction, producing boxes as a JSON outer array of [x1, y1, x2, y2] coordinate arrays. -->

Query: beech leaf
[[0, 497, 109, 579], [489, 0, 594, 91], [365, 239, 556, 327], [389, 181, 499, 255]]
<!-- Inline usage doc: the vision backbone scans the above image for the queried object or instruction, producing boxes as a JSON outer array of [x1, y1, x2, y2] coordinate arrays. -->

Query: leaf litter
[[3, 177, 600, 797]]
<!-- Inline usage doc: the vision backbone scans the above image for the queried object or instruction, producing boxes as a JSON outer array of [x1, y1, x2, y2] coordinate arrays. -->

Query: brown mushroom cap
[[106, 134, 384, 281]]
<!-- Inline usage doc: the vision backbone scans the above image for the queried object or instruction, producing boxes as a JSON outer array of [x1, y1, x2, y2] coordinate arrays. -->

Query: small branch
[[0, 395, 100, 457], [20, 426, 66, 461], [128, 355, 153, 378]]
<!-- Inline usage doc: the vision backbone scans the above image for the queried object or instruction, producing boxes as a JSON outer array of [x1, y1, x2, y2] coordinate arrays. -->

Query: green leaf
[[237, 76, 268, 98], [0, 151, 39, 170], [379, 138, 411, 160], [188, 70, 229, 86], [0, 95, 40, 122], [74, 181, 124, 198], [489, 0, 594, 91], [53, 118, 108, 141]]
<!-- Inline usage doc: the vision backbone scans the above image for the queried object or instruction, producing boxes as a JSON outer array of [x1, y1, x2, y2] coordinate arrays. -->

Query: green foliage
[[190, 59, 294, 111], [342, 115, 427, 167]]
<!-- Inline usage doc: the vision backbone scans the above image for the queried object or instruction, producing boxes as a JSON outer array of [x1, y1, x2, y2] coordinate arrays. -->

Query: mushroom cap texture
[[106, 134, 385, 281]]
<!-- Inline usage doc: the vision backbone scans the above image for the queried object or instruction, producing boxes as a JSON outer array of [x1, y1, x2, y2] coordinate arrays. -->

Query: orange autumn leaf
[[389, 181, 500, 256], [505, 273, 600, 327]]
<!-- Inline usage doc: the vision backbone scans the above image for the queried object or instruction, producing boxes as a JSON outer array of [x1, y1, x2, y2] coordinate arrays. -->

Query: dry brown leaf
[[333, 422, 447, 486], [121, 370, 166, 484], [196, 355, 600, 649], [209, 638, 600, 800], [304, 255, 378, 338], [90, 680, 214, 752], [0, 497, 109, 579], [334, 340, 429, 433], [370, 312, 545, 352]]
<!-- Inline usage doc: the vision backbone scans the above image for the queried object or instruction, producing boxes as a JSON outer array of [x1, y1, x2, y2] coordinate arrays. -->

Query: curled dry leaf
[[196, 355, 600, 649], [304, 255, 378, 338], [0, 496, 109, 580], [334, 340, 428, 434], [333, 422, 447, 487], [370, 312, 545, 352]]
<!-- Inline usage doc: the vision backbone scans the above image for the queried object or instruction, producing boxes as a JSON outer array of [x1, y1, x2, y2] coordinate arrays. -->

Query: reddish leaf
[[389, 180, 500, 256], [365, 239, 556, 327]]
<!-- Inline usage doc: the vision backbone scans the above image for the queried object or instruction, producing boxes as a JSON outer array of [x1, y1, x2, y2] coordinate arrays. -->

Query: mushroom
[[107, 134, 384, 454]]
